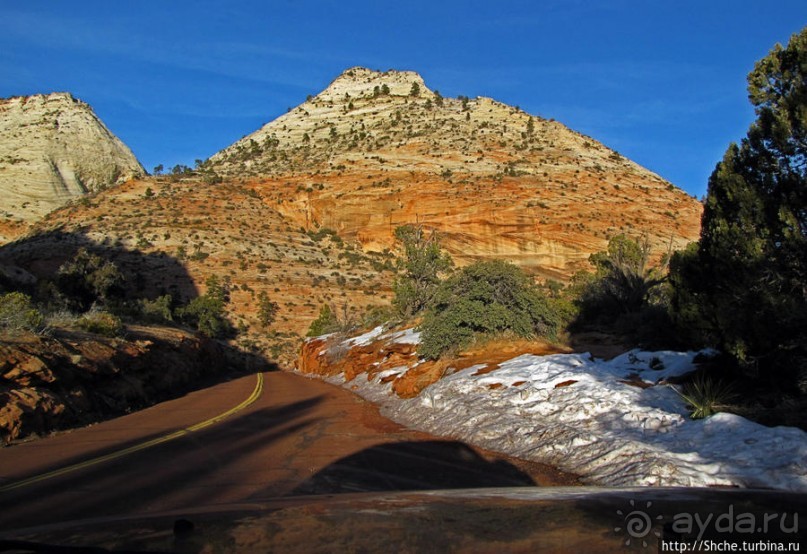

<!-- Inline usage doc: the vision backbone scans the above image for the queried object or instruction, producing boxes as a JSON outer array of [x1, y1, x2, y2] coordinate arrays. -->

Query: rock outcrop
[[0, 326, 256, 443], [298, 329, 566, 399], [0, 93, 145, 226]]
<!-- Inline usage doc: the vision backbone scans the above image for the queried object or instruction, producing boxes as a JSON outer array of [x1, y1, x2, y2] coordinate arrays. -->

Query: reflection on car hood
[[1, 487, 805, 553]]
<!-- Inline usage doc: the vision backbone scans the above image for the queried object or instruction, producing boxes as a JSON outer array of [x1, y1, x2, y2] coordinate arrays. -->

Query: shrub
[[0, 292, 45, 333], [176, 276, 232, 338], [257, 291, 279, 327], [177, 295, 230, 338], [57, 248, 124, 311], [572, 234, 675, 347], [306, 304, 339, 337], [418, 260, 562, 359], [76, 310, 123, 337], [673, 376, 737, 419], [586, 234, 665, 314], [139, 294, 174, 324], [362, 304, 395, 329]]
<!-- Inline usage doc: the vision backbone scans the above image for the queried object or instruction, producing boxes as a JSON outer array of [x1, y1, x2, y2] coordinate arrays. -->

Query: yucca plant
[[673, 375, 737, 419]]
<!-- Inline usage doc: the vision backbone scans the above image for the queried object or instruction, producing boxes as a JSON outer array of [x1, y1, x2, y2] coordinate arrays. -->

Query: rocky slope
[[0, 325, 264, 443], [208, 67, 702, 279], [299, 329, 567, 399], [0, 177, 396, 366], [0, 93, 145, 231]]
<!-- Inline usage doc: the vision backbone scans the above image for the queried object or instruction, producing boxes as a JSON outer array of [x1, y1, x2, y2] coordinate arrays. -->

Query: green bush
[[177, 295, 230, 338], [139, 294, 174, 324], [76, 310, 123, 337], [57, 248, 124, 311], [306, 304, 340, 337], [572, 234, 675, 347], [418, 260, 562, 359], [176, 276, 233, 338], [585, 234, 665, 315], [362, 304, 395, 329], [0, 292, 45, 333]]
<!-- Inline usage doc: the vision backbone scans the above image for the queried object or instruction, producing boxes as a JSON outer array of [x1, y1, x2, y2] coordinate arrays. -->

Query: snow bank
[[307, 330, 807, 491]]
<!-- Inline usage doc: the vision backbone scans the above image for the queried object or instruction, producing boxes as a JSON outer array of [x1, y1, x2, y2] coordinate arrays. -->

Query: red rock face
[[298, 332, 569, 400], [0, 327, 246, 443], [209, 67, 703, 281], [299, 334, 424, 389]]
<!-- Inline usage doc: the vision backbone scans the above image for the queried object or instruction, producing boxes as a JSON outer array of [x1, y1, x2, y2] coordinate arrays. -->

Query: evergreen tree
[[418, 260, 561, 359], [257, 291, 279, 327], [434, 89, 444, 107], [392, 225, 453, 318], [176, 275, 232, 338], [671, 27, 807, 386], [306, 304, 339, 337]]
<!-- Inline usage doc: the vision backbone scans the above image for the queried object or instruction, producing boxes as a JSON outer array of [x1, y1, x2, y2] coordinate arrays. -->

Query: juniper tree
[[392, 225, 453, 318], [671, 27, 807, 386]]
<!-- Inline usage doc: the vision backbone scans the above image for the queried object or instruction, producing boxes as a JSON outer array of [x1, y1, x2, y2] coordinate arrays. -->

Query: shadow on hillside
[[0, 227, 276, 441], [289, 440, 536, 495], [0, 227, 200, 304]]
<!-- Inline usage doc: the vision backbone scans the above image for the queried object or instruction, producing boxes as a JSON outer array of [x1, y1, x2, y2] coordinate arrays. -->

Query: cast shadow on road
[[289, 440, 536, 495], [0, 396, 324, 531]]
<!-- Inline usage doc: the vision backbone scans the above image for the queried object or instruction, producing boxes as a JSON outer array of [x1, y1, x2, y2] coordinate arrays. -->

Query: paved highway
[[0, 370, 575, 531]]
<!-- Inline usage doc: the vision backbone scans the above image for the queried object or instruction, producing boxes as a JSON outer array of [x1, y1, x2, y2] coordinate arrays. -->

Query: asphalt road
[[0, 370, 576, 531]]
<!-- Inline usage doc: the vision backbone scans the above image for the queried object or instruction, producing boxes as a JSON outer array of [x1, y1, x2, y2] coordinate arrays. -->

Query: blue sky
[[2, 1, 805, 198]]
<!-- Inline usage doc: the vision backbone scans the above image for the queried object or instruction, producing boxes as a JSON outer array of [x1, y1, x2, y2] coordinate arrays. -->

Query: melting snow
[[306, 329, 807, 490], [345, 325, 386, 347]]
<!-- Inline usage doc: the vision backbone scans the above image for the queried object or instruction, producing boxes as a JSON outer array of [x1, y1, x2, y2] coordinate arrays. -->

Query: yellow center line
[[0, 372, 264, 493]]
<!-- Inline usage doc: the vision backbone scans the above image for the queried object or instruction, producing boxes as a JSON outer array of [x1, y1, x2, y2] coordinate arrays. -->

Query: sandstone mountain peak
[[0, 92, 145, 226], [205, 67, 702, 283], [207, 66, 652, 183], [318, 67, 431, 102]]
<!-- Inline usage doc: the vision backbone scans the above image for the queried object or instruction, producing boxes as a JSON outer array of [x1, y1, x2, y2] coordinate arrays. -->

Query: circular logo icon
[[614, 499, 663, 547]]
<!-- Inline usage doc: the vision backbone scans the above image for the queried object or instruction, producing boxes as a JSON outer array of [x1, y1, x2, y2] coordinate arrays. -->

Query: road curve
[[0, 370, 577, 531]]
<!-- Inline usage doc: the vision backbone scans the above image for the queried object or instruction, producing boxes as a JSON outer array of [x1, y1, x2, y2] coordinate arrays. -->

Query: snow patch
[[385, 328, 422, 345], [304, 335, 807, 491], [345, 325, 386, 347]]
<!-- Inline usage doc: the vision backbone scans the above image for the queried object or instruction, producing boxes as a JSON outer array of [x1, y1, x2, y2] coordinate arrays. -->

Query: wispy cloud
[[1, 8, 346, 92]]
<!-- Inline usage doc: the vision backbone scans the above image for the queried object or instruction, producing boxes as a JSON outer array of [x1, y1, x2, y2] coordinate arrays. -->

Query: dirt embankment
[[0, 325, 267, 444]]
